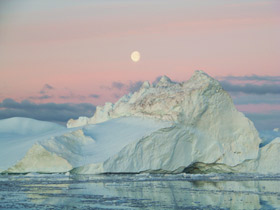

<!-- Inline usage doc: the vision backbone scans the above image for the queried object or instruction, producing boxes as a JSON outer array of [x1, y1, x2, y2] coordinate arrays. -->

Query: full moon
[[131, 51, 140, 62]]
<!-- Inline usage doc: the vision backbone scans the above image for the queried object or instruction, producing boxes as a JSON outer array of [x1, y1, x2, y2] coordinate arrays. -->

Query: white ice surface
[[0, 117, 65, 138], [0, 117, 171, 172], [34, 117, 172, 170], [80, 117, 172, 164]]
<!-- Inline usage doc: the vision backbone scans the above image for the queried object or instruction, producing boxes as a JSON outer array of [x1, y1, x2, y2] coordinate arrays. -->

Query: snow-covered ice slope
[[0, 117, 170, 173], [0, 117, 66, 172], [80, 117, 172, 164], [0, 117, 64, 137]]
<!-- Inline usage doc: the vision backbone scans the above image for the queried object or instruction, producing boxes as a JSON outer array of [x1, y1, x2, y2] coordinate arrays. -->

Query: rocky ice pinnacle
[[67, 71, 232, 127]]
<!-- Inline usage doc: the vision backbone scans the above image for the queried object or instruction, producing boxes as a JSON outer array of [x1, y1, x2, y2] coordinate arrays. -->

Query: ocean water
[[1, 173, 280, 210]]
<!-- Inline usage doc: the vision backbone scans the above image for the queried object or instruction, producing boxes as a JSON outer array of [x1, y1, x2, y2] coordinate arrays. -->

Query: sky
[[0, 0, 279, 129]]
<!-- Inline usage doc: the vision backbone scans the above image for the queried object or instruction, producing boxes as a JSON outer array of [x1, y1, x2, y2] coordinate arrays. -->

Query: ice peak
[[141, 81, 150, 89], [191, 70, 212, 81], [187, 70, 220, 88], [156, 75, 174, 87]]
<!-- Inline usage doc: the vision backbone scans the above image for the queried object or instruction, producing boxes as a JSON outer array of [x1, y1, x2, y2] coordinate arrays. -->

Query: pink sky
[[0, 0, 279, 108]]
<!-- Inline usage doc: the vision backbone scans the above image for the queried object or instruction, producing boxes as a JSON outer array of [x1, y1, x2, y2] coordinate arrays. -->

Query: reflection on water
[[1, 173, 280, 209]]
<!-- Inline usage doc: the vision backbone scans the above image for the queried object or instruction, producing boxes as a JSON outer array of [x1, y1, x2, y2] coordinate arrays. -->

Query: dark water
[[1, 173, 280, 210]]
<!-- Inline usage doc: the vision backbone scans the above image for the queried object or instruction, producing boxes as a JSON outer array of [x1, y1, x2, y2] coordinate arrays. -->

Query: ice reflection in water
[[1, 173, 280, 209]]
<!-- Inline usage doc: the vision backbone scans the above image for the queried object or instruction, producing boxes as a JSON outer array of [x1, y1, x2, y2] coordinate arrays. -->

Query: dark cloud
[[100, 85, 110, 90], [245, 111, 280, 130], [113, 93, 122, 99], [108, 76, 181, 99], [127, 81, 143, 93], [0, 98, 95, 124], [59, 93, 86, 100], [89, 94, 100, 99], [27, 84, 54, 100], [29, 95, 53, 100], [218, 75, 280, 129], [110, 81, 143, 100], [104, 76, 179, 95], [231, 94, 280, 105], [220, 75, 280, 82], [104, 81, 144, 94], [40, 84, 54, 94], [112, 82, 125, 90], [44, 84, 54, 89], [220, 80, 280, 94]]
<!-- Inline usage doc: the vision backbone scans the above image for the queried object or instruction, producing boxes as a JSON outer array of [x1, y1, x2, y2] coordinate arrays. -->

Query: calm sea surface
[[1, 173, 280, 210]]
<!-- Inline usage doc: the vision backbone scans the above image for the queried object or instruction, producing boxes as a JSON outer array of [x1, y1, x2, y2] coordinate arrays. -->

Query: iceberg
[[71, 71, 261, 174], [1, 71, 279, 174]]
